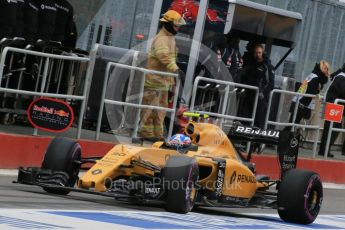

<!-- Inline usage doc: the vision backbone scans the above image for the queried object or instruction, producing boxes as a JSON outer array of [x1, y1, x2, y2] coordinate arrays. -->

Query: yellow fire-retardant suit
[[139, 10, 185, 139]]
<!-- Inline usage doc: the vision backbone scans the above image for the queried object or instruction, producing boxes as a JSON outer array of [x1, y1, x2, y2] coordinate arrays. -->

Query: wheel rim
[[185, 163, 198, 210], [68, 144, 81, 186], [305, 176, 322, 220], [306, 186, 321, 215], [186, 181, 197, 202]]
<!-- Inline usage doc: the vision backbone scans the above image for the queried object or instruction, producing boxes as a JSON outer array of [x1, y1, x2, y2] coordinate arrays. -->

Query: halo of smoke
[[104, 35, 235, 139]]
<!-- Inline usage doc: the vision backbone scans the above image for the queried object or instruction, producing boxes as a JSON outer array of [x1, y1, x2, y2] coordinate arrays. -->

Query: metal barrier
[[274, 76, 296, 124], [115, 51, 141, 135], [95, 62, 180, 140], [0, 46, 91, 139], [324, 98, 345, 158], [190, 76, 259, 127], [264, 89, 321, 158]]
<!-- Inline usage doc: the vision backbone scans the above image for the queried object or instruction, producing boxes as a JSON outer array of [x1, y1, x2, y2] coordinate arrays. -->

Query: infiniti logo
[[230, 171, 237, 184], [290, 138, 298, 148]]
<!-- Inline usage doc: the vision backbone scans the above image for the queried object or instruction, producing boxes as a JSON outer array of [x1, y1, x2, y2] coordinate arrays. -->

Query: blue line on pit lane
[[48, 212, 187, 229], [45, 211, 342, 229]]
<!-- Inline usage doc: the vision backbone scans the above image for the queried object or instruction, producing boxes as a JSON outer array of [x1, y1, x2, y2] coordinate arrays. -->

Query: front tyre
[[41, 137, 81, 195], [278, 169, 323, 224], [163, 155, 199, 214]]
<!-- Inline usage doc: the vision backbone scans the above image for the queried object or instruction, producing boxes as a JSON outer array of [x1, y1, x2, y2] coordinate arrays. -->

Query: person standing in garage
[[285, 60, 330, 130], [318, 63, 345, 158], [139, 10, 186, 141], [239, 44, 275, 129]]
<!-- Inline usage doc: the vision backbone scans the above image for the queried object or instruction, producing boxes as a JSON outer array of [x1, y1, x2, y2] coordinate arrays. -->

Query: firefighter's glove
[[175, 69, 186, 86], [168, 90, 175, 103]]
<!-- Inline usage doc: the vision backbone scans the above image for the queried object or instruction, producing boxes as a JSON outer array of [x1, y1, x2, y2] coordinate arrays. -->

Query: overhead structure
[[148, 0, 302, 103], [225, 0, 302, 48]]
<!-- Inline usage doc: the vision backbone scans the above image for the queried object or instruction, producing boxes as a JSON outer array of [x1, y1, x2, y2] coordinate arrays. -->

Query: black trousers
[[254, 98, 268, 129], [284, 102, 311, 131], [318, 119, 345, 155], [237, 95, 267, 129], [237, 91, 256, 126]]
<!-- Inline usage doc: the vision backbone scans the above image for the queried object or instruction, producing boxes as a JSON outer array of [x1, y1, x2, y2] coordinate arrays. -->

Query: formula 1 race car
[[16, 113, 323, 225]]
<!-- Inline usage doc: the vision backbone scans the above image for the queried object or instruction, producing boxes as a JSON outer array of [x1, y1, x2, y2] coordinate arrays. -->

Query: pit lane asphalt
[[1, 176, 344, 215]]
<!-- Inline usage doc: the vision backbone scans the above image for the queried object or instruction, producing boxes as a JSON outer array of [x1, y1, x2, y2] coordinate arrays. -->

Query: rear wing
[[228, 125, 280, 145], [228, 125, 301, 179]]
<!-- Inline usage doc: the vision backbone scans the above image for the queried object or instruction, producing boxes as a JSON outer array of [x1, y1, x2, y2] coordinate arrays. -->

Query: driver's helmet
[[168, 134, 192, 148]]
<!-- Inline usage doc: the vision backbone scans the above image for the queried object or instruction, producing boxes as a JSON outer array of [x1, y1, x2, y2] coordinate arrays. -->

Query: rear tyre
[[163, 155, 199, 213], [278, 169, 323, 224], [42, 137, 81, 195]]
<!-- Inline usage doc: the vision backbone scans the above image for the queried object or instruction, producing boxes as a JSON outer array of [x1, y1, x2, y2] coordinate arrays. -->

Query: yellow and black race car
[[16, 113, 323, 225]]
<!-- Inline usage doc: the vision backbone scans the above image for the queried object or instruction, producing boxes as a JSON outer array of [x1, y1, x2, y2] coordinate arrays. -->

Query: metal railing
[[264, 89, 321, 158], [324, 98, 345, 158], [114, 51, 141, 135], [190, 76, 259, 127], [95, 62, 180, 140], [0, 46, 91, 138]]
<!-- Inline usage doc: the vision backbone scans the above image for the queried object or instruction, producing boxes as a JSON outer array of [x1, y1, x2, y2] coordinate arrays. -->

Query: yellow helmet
[[160, 10, 186, 26]]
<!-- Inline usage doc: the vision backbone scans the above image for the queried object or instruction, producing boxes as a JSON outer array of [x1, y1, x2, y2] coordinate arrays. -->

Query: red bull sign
[[162, 0, 228, 32], [27, 98, 75, 133]]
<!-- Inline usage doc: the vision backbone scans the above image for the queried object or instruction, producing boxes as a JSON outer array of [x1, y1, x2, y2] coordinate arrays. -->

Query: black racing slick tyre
[[41, 137, 81, 195], [163, 155, 199, 214], [278, 169, 323, 224]]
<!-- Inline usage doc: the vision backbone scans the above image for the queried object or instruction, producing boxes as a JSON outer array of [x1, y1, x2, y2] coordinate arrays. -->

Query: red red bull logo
[[54, 110, 70, 118], [169, 0, 225, 24]]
